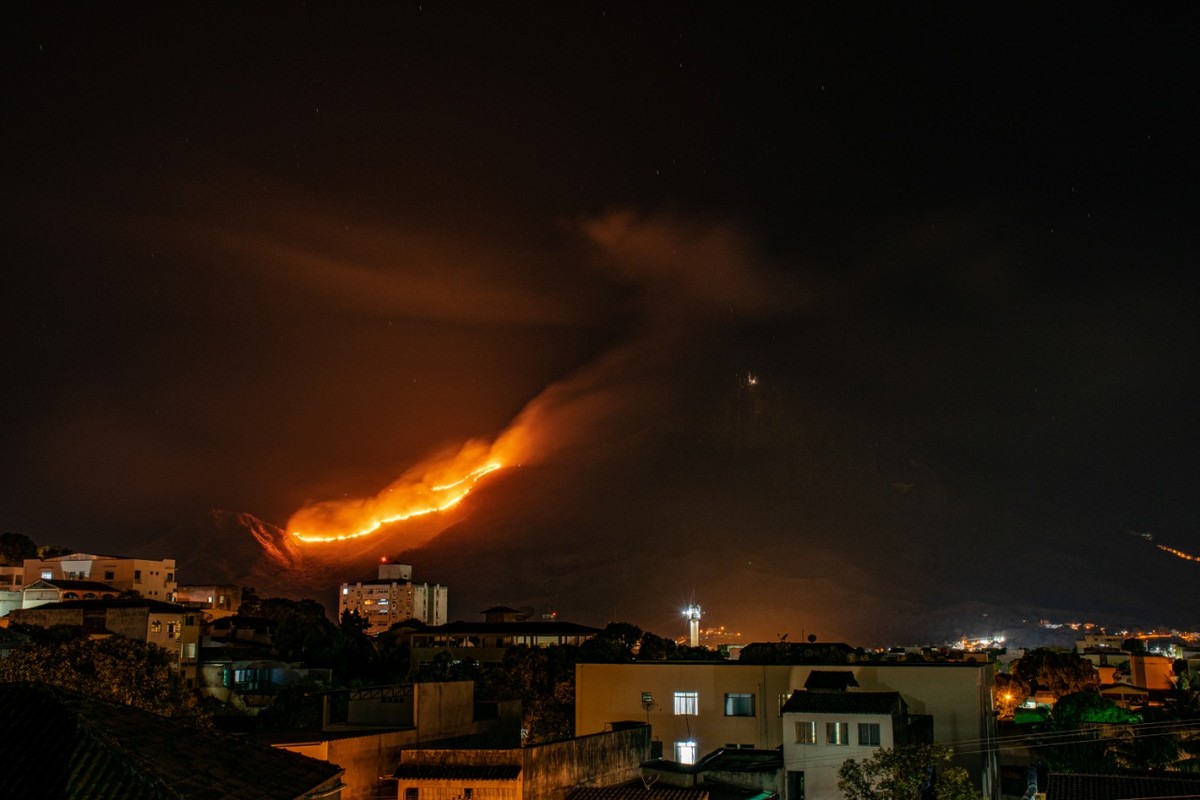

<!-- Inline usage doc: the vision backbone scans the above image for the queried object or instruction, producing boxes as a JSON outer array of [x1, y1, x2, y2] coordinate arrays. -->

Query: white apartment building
[[21, 552, 177, 600], [338, 563, 447, 636]]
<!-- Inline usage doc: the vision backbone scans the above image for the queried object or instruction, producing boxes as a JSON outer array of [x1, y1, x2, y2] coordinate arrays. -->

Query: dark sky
[[3, 4, 1197, 561]]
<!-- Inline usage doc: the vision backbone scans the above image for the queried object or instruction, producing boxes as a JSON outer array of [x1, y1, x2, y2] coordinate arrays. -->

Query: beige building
[[339, 563, 448, 636], [575, 660, 998, 799], [22, 552, 177, 601], [176, 583, 243, 619], [8, 598, 201, 686], [276, 680, 521, 799]]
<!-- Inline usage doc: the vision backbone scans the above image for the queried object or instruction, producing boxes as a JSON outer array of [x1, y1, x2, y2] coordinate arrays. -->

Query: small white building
[[338, 563, 447, 636], [780, 676, 922, 800]]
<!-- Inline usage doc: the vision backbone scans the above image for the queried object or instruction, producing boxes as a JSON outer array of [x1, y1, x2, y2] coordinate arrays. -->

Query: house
[[408, 607, 601, 672], [21, 551, 177, 600], [339, 563, 448, 635], [0, 682, 345, 798], [7, 597, 201, 686], [574, 660, 997, 798], [271, 680, 522, 799], [780, 674, 930, 800], [176, 583, 244, 619]]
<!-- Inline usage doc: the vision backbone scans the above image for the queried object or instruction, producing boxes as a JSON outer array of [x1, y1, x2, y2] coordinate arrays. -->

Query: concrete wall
[[521, 725, 650, 800]]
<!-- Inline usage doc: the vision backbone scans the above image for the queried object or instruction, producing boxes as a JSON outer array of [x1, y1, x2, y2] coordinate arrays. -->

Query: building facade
[[574, 661, 998, 799], [780, 685, 922, 800], [21, 552, 177, 601], [339, 563, 448, 636]]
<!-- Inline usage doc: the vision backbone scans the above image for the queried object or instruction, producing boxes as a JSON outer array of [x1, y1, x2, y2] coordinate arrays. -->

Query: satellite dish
[[516, 606, 536, 621]]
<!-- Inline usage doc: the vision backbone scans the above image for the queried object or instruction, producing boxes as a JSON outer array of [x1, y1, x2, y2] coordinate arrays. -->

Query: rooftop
[[780, 690, 903, 715], [0, 682, 344, 799]]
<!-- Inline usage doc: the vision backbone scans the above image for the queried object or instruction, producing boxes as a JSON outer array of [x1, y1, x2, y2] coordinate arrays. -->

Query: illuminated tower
[[684, 604, 702, 648]]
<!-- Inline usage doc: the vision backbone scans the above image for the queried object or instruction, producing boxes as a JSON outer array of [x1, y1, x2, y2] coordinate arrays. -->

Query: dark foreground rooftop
[[0, 682, 344, 799]]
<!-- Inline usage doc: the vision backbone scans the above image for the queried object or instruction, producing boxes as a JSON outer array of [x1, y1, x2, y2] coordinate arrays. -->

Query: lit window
[[795, 720, 817, 744], [778, 693, 792, 716], [858, 722, 881, 746], [826, 722, 850, 745], [41, 571, 52, 580], [724, 692, 755, 717], [675, 740, 698, 765], [151, 620, 162, 633], [673, 691, 699, 715], [342, 587, 349, 595]]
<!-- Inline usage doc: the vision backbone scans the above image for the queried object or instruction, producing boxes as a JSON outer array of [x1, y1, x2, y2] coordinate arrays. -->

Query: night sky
[[3, 5, 1197, 623]]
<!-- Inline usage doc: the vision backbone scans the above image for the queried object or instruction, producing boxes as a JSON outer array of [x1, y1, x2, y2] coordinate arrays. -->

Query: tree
[[496, 645, 579, 745], [636, 631, 678, 661], [0, 634, 206, 722], [1010, 649, 1099, 699], [0, 532, 37, 566], [837, 744, 982, 800], [993, 672, 1029, 719], [579, 622, 641, 663]]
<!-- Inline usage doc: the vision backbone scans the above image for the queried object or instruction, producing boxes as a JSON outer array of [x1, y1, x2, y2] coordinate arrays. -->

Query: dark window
[[104, 570, 115, 581], [858, 722, 881, 746], [724, 692, 755, 716], [826, 722, 849, 745], [134, 570, 142, 582], [404, 789, 418, 800]]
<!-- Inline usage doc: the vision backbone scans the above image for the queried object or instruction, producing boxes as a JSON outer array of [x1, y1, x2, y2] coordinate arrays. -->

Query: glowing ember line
[[1157, 544, 1200, 563], [430, 463, 502, 491]]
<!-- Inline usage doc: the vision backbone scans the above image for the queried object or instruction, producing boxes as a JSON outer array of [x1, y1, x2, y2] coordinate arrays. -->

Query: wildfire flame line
[[289, 461, 503, 543], [1157, 544, 1200, 563]]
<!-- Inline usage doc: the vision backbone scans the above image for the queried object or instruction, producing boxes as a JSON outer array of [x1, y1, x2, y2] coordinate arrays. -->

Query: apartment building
[[338, 563, 447, 636]]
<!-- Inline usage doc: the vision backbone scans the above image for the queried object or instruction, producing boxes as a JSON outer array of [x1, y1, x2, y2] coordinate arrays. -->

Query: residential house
[[21, 552, 177, 600], [408, 607, 600, 672], [780, 672, 929, 800], [176, 583, 244, 619], [272, 680, 521, 800]]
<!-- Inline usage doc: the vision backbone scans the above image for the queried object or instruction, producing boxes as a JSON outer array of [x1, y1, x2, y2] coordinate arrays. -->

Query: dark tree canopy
[[0, 634, 206, 722], [0, 532, 37, 566], [1010, 649, 1099, 699], [837, 744, 982, 800]]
